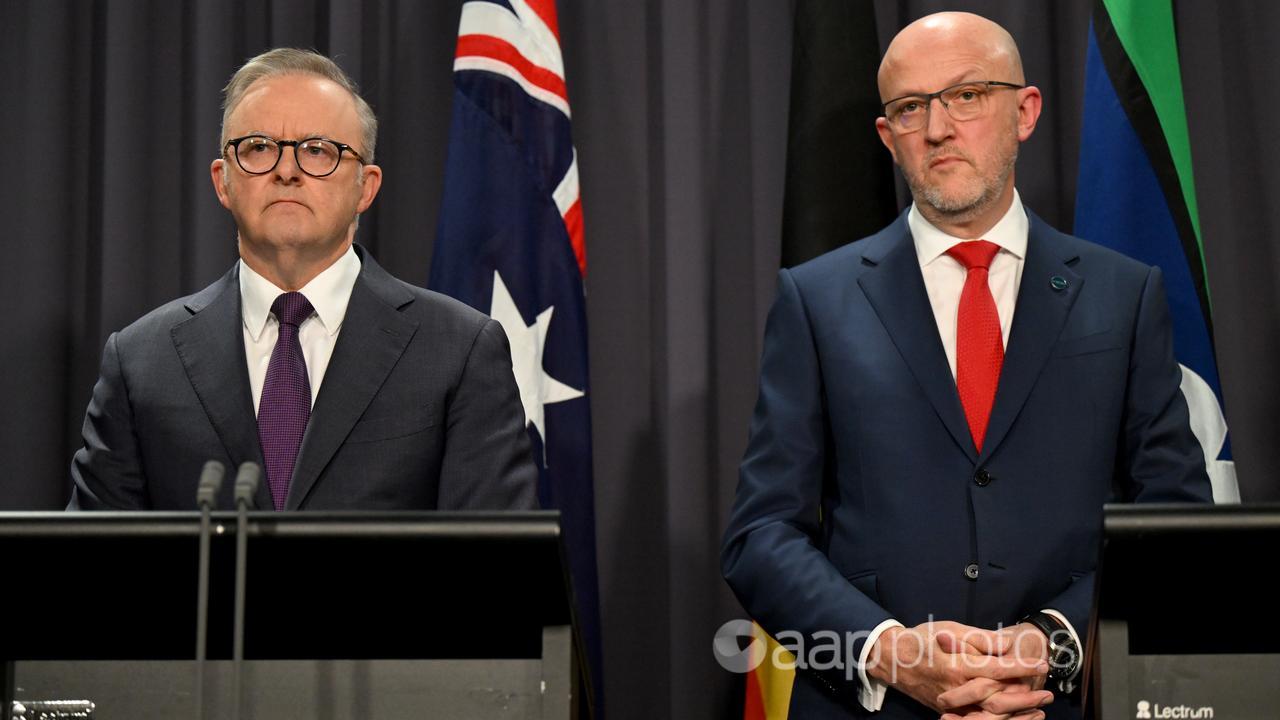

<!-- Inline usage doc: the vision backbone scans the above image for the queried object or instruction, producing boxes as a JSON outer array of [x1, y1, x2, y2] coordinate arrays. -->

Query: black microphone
[[231, 462, 260, 720], [194, 460, 225, 720]]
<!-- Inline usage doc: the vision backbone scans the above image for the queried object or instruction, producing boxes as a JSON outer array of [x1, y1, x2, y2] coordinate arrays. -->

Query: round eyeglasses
[[882, 81, 1025, 133], [223, 135, 366, 178]]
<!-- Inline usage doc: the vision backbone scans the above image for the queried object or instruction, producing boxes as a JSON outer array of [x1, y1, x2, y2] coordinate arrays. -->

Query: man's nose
[[273, 145, 304, 181], [924, 97, 955, 143]]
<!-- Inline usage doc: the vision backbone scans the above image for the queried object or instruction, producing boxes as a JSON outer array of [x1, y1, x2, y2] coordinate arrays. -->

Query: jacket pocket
[[347, 405, 439, 443], [843, 569, 879, 602], [1052, 330, 1123, 358]]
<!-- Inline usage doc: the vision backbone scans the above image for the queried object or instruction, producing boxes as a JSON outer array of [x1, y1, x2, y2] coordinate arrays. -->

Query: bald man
[[722, 12, 1209, 720]]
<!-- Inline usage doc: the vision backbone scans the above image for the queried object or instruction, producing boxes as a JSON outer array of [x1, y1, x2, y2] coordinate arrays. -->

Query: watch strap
[[1020, 610, 1080, 682]]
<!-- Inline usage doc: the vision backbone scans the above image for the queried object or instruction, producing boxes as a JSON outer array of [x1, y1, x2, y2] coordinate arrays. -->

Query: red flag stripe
[[563, 198, 586, 276], [456, 34, 568, 105], [522, 0, 561, 42], [744, 666, 768, 720]]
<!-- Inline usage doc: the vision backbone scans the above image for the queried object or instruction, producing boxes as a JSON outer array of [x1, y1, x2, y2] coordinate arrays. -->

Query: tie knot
[[271, 292, 314, 329], [947, 240, 1001, 270]]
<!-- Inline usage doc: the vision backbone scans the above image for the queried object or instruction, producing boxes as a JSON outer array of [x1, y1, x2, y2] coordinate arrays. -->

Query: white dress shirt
[[239, 245, 361, 414], [913, 191, 1027, 379], [856, 192, 1082, 710]]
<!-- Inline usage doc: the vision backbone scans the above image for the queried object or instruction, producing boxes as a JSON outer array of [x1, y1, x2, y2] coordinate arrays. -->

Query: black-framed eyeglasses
[[882, 81, 1025, 133], [223, 134, 366, 178]]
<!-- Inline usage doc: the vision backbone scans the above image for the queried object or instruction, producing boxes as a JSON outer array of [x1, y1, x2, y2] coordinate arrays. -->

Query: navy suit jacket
[[70, 244, 537, 512], [721, 211, 1211, 718]]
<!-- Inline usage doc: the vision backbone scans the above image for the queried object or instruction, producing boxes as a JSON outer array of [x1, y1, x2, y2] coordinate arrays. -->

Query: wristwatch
[[1020, 611, 1080, 682]]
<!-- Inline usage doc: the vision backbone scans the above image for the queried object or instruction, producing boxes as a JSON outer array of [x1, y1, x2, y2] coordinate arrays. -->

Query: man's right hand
[[864, 621, 1053, 715]]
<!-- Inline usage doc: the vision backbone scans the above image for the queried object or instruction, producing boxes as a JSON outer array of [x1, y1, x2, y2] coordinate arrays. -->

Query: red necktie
[[947, 240, 1003, 452]]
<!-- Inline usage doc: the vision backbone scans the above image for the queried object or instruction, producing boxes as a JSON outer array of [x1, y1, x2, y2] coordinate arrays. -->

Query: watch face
[[1034, 617, 1079, 680], [1048, 651, 1072, 679], [1047, 638, 1080, 680]]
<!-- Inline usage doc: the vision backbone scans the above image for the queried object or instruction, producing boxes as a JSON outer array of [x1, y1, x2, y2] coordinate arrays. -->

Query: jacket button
[[974, 469, 993, 486], [964, 563, 980, 580]]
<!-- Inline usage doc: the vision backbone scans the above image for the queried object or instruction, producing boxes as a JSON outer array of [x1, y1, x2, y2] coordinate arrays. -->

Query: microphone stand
[[231, 462, 261, 720], [194, 460, 225, 720]]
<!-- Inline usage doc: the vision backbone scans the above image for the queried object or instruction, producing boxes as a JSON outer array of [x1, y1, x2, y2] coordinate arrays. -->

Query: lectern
[[0, 511, 581, 720], [1090, 503, 1280, 720]]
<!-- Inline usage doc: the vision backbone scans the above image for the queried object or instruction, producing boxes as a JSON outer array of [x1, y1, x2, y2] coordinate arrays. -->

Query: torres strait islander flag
[[1074, 0, 1239, 502], [429, 0, 602, 713]]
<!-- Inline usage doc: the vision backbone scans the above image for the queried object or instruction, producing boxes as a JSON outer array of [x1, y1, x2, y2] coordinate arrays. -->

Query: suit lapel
[[170, 265, 270, 508], [980, 214, 1083, 460], [857, 219, 977, 463], [285, 248, 418, 509]]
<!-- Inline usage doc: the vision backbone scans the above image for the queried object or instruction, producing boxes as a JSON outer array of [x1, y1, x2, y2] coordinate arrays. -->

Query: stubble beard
[[904, 132, 1019, 227]]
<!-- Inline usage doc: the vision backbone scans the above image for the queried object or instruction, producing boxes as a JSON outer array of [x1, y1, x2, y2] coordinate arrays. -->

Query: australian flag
[[429, 0, 602, 712]]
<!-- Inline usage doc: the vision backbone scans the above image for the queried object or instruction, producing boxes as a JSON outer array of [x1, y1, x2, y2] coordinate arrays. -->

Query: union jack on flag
[[429, 0, 601, 713]]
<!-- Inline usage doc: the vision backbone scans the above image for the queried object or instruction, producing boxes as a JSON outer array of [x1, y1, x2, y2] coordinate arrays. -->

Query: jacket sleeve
[[436, 318, 539, 510], [69, 332, 150, 510], [721, 269, 893, 699]]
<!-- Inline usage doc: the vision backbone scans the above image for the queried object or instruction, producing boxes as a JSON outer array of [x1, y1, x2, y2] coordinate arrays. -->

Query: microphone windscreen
[[196, 460, 226, 509], [233, 462, 262, 506]]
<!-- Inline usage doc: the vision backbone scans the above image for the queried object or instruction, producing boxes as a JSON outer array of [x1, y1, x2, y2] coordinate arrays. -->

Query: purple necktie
[[258, 292, 314, 510]]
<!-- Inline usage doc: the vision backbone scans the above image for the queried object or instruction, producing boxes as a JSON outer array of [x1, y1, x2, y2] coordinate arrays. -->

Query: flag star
[[489, 270, 584, 445]]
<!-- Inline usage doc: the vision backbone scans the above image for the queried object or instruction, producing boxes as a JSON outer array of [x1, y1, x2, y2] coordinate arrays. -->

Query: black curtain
[[3, 1, 1278, 718]]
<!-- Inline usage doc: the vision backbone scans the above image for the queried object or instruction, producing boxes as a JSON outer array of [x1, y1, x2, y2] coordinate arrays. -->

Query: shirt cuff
[[1041, 608, 1083, 693], [857, 618, 905, 711]]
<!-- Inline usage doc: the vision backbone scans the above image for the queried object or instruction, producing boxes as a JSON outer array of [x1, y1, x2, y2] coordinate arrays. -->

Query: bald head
[[871, 11, 1042, 237], [878, 12, 1024, 99]]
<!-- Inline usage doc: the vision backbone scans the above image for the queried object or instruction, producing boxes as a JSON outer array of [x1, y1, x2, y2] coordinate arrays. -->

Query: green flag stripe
[[1101, 0, 1211, 308], [1092, 2, 1214, 330]]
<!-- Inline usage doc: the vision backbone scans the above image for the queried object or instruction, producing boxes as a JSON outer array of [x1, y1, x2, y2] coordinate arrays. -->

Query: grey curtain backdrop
[[2, 1, 1277, 718]]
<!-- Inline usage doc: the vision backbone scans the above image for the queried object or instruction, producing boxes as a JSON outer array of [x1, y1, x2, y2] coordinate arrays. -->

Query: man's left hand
[[936, 623, 1052, 719]]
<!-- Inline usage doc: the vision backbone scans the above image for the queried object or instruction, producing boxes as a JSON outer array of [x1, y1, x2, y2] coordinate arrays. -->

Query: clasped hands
[[865, 620, 1054, 720]]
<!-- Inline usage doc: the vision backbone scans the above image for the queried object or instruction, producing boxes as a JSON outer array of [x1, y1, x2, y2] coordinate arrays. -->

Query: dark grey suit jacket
[[70, 244, 538, 511]]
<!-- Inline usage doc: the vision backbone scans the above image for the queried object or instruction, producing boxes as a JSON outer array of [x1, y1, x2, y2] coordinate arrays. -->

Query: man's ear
[[875, 117, 900, 165], [210, 158, 232, 210], [356, 164, 383, 213], [1015, 85, 1043, 142]]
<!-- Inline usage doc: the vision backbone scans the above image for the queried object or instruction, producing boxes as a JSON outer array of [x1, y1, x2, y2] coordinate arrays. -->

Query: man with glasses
[[722, 12, 1210, 720], [69, 48, 537, 512]]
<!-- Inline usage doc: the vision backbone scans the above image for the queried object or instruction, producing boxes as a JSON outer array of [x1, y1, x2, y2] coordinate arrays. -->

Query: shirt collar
[[909, 190, 1029, 267], [239, 244, 362, 342]]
